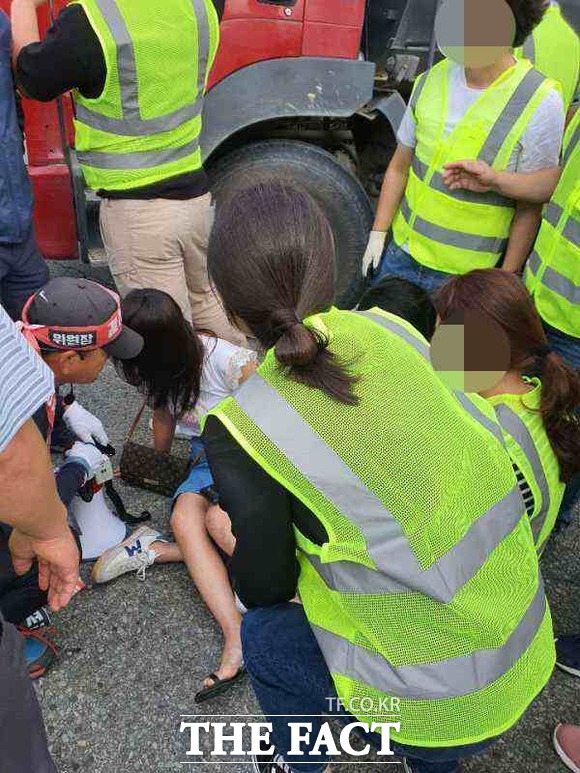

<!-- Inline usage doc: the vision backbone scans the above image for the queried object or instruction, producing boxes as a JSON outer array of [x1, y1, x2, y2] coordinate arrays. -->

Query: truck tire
[[208, 140, 373, 308]]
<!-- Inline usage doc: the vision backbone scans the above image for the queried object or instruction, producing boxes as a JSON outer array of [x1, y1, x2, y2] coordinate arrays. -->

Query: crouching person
[[93, 288, 257, 702], [1, 276, 143, 677], [202, 183, 555, 773]]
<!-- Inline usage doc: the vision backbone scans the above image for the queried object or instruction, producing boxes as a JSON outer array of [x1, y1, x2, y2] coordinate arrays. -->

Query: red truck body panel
[[0, 0, 367, 258]]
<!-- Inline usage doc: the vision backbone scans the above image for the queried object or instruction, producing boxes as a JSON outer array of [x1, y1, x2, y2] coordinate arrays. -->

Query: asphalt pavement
[[37, 258, 580, 773]]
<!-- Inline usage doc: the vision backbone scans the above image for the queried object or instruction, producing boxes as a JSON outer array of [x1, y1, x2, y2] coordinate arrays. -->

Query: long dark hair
[[435, 269, 580, 482], [208, 182, 358, 405], [115, 289, 206, 415]]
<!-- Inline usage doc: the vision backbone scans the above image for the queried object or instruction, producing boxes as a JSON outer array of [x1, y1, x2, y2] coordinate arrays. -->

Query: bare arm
[[1, 418, 68, 538], [1, 418, 79, 610], [502, 201, 543, 273], [10, 0, 43, 66], [442, 160, 560, 204], [373, 144, 414, 232], [153, 407, 177, 453]]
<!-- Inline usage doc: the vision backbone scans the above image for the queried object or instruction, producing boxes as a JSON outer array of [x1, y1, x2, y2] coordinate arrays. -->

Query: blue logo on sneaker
[[125, 539, 142, 558]]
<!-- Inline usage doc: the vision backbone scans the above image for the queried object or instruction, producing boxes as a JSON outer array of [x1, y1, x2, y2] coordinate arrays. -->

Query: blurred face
[[44, 349, 108, 385], [436, 0, 515, 68]]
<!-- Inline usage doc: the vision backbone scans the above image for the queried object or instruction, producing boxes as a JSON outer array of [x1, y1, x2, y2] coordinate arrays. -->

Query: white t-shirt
[[397, 61, 565, 172], [179, 336, 258, 436]]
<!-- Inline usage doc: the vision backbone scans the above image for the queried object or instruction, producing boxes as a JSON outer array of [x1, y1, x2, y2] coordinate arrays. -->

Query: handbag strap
[[126, 400, 148, 442]]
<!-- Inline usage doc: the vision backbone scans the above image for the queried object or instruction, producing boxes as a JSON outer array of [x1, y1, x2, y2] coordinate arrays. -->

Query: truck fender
[[358, 91, 407, 135], [200, 57, 376, 161]]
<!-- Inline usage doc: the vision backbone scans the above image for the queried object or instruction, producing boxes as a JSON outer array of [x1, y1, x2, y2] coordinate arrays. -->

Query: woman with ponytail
[[202, 183, 554, 773], [435, 268, 580, 553]]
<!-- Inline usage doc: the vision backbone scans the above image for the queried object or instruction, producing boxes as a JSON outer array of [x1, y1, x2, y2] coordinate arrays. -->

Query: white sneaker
[[91, 526, 166, 584]]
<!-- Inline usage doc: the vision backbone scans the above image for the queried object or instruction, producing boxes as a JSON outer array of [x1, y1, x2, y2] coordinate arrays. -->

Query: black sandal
[[194, 666, 247, 703]]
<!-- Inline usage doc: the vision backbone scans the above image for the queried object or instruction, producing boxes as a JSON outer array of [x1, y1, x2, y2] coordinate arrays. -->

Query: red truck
[[3, 0, 579, 305]]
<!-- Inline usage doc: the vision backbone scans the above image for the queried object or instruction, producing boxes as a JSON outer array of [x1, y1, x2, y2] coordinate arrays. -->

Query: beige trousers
[[100, 194, 246, 345]]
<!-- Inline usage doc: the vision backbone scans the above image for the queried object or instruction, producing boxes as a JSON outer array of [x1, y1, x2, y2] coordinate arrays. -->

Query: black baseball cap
[[23, 277, 144, 360]]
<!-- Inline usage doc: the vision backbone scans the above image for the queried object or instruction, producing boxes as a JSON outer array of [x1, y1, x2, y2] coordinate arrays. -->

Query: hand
[[63, 401, 109, 445], [442, 160, 499, 194], [13, 0, 48, 7], [9, 528, 80, 612], [64, 441, 104, 478], [362, 230, 387, 277]]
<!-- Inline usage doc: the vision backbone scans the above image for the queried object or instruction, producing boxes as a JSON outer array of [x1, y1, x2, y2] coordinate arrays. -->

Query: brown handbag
[[119, 402, 192, 498]]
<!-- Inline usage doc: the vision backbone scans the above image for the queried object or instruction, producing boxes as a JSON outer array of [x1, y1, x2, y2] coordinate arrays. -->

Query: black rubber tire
[[208, 140, 373, 308]]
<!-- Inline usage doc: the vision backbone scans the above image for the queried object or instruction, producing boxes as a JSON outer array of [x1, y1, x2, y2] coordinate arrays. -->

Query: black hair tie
[[531, 345, 552, 359]]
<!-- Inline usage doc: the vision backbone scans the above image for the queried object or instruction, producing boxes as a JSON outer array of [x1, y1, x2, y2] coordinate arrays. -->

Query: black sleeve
[[16, 5, 106, 102], [203, 415, 300, 608], [212, 0, 225, 21], [55, 462, 86, 508]]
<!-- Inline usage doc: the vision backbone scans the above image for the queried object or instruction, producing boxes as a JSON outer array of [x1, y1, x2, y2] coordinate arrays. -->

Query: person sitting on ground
[[435, 268, 580, 554], [92, 288, 257, 703], [200, 182, 554, 773], [2, 275, 143, 677], [357, 276, 437, 341]]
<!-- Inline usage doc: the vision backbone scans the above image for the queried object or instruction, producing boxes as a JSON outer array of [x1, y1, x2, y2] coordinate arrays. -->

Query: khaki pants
[[100, 194, 246, 345]]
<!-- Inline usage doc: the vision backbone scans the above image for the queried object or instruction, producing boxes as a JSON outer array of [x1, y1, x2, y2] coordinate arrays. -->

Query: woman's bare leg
[[170, 493, 242, 686], [205, 505, 236, 557]]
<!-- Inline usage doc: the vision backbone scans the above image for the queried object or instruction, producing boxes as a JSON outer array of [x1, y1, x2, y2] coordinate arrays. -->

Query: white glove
[[64, 441, 105, 479], [63, 401, 109, 445], [362, 230, 387, 277]]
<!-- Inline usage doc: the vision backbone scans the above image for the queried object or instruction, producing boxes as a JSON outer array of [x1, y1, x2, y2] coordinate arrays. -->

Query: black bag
[[119, 402, 191, 498]]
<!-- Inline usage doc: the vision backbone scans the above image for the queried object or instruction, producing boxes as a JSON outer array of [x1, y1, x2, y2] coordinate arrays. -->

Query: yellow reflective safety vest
[[393, 59, 556, 275], [73, 0, 219, 191], [525, 109, 580, 338], [488, 378, 565, 555], [209, 307, 555, 747], [515, 2, 580, 112]]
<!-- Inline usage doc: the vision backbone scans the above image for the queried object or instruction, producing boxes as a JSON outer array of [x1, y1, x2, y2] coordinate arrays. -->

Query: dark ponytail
[[435, 269, 580, 483], [208, 182, 358, 405], [536, 350, 580, 483]]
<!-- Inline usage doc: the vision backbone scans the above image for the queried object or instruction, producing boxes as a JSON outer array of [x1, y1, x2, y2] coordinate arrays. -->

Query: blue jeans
[[0, 225, 48, 321], [544, 325, 580, 371], [242, 603, 497, 773], [544, 326, 580, 526], [372, 241, 452, 295]]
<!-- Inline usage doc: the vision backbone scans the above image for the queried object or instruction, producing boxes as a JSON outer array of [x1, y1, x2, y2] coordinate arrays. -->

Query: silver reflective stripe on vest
[[454, 391, 506, 446], [77, 136, 200, 169], [235, 373, 525, 603], [311, 580, 546, 700], [412, 157, 512, 208], [77, 0, 209, 137], [409, 70, 429, 114], [540, 263, 580, 304], [356, 310, 430, 361], [527, 250, 541, 276], [75, 100, 203, 137], [563, 215, 580, 246], [400, 197, 508, 254], [478, 69, 546, 165], [545, 201, 563, 228], [523, 35, 536, 63], [563, 122, 580, 166], [494, 404, 550, 545]]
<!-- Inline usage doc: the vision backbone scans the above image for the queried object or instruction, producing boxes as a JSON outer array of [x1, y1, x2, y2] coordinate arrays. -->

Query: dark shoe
[[21, 606, 52, 631], [18, 626, 58, 679], [251, 750, 295, 773], [556, 635, 580, 678], [194, 666, 246, 703]]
